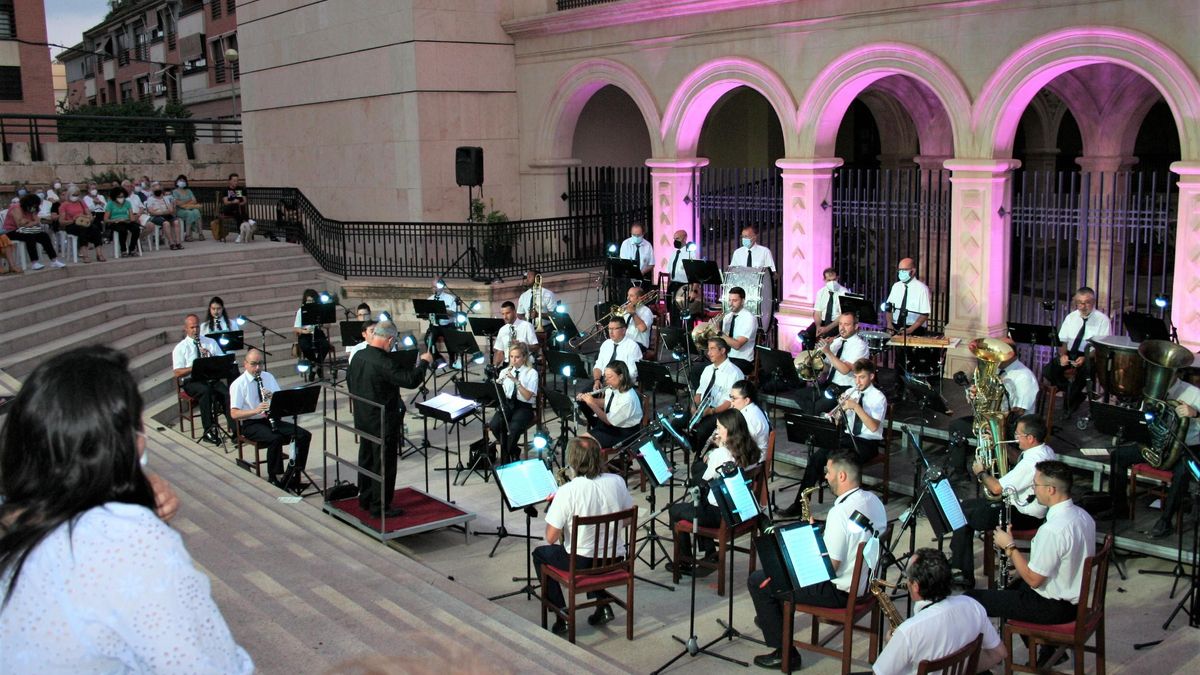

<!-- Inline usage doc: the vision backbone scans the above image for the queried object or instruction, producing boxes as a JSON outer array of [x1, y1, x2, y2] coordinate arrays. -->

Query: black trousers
[[748, 570, 847, 648], [358, 424, 402, 512], [798, 436, 879, 492], [299, 330, 330, 364], [949, 497, 1043, 575], [966, 579, 1077, 623], [65, 222, 103, 248], [1043, 356, 1091, 402], [8, 231, 58, 262], [107, 221, 139, 254], [947, 415, 976, 475], [183, 378, 231, 433], [730, 357, 754, 376], [488, 402, 535, 464], [669, 460, 722, 555], [240, 418, 312, 477], [589, 421, 640, 449], [533, 544, 596, 609]]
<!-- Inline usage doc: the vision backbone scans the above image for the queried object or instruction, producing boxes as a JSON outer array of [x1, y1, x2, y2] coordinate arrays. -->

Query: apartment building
[[0, 0, 56, 115]]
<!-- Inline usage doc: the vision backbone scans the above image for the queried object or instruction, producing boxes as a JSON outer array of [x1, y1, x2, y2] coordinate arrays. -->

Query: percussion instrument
[[722, 265, 772, 331], [859, 330, 891, 353], [885, 335, 953, 349], [1091, 334, 1145, 399]]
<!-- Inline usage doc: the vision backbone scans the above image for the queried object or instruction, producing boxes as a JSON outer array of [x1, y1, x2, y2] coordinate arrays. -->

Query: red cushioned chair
[[539, 506, 638, 644], [1129, 462, 1184, 531], [1002, 532, 1112, 675], [782, 541, 880, 674], [983, 523, 1041, 587], [177, 378, 199, 439]]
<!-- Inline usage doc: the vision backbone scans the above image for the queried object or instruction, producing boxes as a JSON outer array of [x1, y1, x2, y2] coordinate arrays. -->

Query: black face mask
[[673, 240, 684, 249], [153, 190, 163, 197]]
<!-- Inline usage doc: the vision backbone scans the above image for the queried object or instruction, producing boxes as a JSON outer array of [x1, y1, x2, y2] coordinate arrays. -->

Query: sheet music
[[780, 523, 834, 588], [422, 392, 477, 418], [495, 459, 558, 509], [638, 440, 672, 486], [722, 472, 760, 524], [931, 479, 968, 530]]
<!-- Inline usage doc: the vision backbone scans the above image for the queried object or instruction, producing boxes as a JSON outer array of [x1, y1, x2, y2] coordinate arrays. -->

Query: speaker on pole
[[455, 146, 484, 187]]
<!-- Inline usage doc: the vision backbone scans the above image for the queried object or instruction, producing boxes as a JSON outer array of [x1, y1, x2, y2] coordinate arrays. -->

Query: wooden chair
[[539, 506, 638, 644], [1038, 382, 1060, 432], [782, 541, 880, 674], [916, 633, 983, 675], [600, 392, 651, 491], [1129, 462, 1185, 530], [235, 419, 271, 477], [1003, 533, 1111, 675], [672, 438, 772, 597], [177, 379, 199, 438]]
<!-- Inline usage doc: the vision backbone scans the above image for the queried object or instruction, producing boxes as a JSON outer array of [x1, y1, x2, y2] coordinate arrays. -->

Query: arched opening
[[571, 84, 652, 166], [834, 100, 882, 170], [696, 87, 785, 168]]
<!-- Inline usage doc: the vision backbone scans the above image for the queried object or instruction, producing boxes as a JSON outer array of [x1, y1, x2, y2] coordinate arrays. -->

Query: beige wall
[[0, 142, 243, 187]]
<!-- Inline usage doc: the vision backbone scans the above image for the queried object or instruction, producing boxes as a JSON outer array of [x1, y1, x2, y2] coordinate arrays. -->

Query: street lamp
[[225, 48, 240, 132]]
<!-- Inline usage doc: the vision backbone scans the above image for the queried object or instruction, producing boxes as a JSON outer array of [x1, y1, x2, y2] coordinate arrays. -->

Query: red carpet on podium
[[330, 487, 467, 533]]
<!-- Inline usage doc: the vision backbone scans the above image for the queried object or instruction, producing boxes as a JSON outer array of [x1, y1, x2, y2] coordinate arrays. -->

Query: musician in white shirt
[[617, 222, 654, 279], [517, 269, 558, 327], [347, 320, 377, 363], [577, 361, 642, 449], [200, 296, 236, 336], [487, 343, 540, 464], [1043, 287, 1112, 412], [685, 338, 744, 454], [885, 258, 931, 335], [729, 379, 770, 454], [171, 314, 230, 445], [807, 267, 850, 344], [621, 285, 656, 351], [493, 301, 539, 366], [818, 312, 870, 403], [428, 280, 459, 327], [592, 317, 642, 387], [665, 229, 696, 326], [729, 224, 776, 272], [229, 349, 312, 490], [948, 339, 1040, 478], [719, 286, 757, 375]]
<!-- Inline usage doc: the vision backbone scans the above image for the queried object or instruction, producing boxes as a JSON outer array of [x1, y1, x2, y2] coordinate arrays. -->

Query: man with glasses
[[592, 316, 642, 389], [949, 414, 1056, 589], [967, 460, 1095, 631], [1042, 287, 1111, 413], [230, 348, 312, 491]]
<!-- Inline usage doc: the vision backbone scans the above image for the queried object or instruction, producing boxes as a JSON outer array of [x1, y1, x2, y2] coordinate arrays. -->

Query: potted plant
[[470, 198, 514, 268]]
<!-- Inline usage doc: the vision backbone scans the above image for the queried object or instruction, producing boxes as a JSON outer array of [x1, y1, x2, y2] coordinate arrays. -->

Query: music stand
[[606, 257, 644, 282], [1090, 402, 1151, 444], [838, 294, 878, 326], [441, 328, 483, 377], [1123, 312, 1170, 343], [901, 372, 952, 416], [453, 380, 499, 485], [549, 312, 582, 344], [784, 412, 841, 449], [757, 345, 806, 396], [300, 302, 336, 326], [1007, 322, 1059, 347], [205, 330, 244, 352], [631, 436, 677, 576], [467, 317, 505, 370], [488, 459, 559, 601], [638, 359, 678, 400], [543, 389, 578, 467], [544, 348, 587, 395], [191, 354, 237, 382], [339, 321, 366, 348], [415, 391, 478, 500], [270, 384, 322, 497], [682, 259, 722, 286], [413, 298, 449, 321], [757, 522, 836, 597]]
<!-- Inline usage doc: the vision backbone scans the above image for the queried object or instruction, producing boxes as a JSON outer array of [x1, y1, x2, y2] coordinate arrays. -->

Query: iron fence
[[565, 165, 652, 252], [831, 168, 952, 332], [557, 0, 620, 9], [692, 166, 782, 304], [0, 113, 242, 162]]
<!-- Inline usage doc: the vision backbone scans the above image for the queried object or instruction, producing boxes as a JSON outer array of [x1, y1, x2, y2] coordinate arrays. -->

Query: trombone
[[567, 290, 660, 348]]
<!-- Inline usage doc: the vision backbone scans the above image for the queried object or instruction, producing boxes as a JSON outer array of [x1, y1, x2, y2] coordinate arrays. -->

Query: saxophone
[[971, 338, 1013, 498], [798, 486, 819, 521], [1139, 340, 1195, 469], [555, 466, 574, 486], [869, 579, 904, 630]]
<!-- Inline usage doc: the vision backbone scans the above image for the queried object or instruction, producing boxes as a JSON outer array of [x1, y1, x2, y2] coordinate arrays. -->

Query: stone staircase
[[0, 240, 326, 414]]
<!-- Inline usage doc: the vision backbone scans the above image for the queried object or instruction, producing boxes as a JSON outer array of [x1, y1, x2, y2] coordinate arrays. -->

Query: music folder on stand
[[205, 330, 245, 352], [630, 435, 678, 583], [837, 294, 876, 328], [338, 321, 366, 348], [190, 354, 237, 383], [453, 380, 499, 485], [681, 259, 722, 286], [269, 384, 322, 497], [415, 392, 478, 503], [487, 459, 559, 601]]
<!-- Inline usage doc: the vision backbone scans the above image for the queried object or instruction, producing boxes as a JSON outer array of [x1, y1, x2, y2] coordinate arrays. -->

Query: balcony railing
[[0, 113, 242, 162], [556, 0, 620, 9]]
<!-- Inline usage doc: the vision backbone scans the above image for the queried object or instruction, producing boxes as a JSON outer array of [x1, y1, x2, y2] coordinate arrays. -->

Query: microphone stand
[[237, 316, 289, 369]]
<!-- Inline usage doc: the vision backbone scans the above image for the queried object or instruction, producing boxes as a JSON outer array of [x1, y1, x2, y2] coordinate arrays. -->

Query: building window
[[0, 2, 14, 39], [182, 56, 207, 75], [227, 0, 237, 14], [211, 0, 222, 20], [120, 81, 133, 103], [211, 41, 226, 84], [137, 76, 152, 101], [180, 0, 203, 16], [0, 66, 22, 100]]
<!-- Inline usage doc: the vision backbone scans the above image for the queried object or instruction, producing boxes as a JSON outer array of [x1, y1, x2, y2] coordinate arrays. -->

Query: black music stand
[[631, 436, 677, 576], [441, 327, 483, 378], [838, 294, 877, 327], [270, 384, 322, 497], [758, 345, 806, 399], [1007, 322, 1059, 347], [638, 359, 678, 404], [545, 348, 587, 396], [1124, 312, 1171, 343], [413, 298, 450, 322], [781, 412, 842, 513], [902, 372, 952, 416], [339, 321, 366, 348], [682, 259, 722, 286], [453, 380, 499, 485], [548, 311, 582, 345], [415, 392, 478, 502], [607, 257, 644, 282], [467, 317, 505, 370], [191, 354, 237, 383], [488, 459, 559, 601], [205, 330, 245, 352], [543, 389, 577, 467], [300, 302, 338, 380]]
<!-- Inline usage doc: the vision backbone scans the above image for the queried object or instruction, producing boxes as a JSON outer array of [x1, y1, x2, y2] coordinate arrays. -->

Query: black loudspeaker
[[455, 146, 484, 187]]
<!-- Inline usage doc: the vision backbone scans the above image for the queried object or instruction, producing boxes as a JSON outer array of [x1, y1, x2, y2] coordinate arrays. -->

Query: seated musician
[[729, 224, 776, 272], [493, 301, 539, 366], [967, 461, 1096, 634], [804, 267, 849, 347], [533, 437, 634, 635], [812, 311, 870, 414], [778, 358, 885, 517], [872, 549, 1007, 675], [229, 349, 312, 490], [1103, 372, 1200, 538], [172, 313, 231, 446], [592, 316, 642, 389], [1042, 287, 1111, 414], [947, 338, 1039, 480], [517, 269, 557, 328], [621, 285, 656, 351], [429, 280, 457, 327], [355, 303, 372, 322], [487, 343, 539, 465], [949, 414, 1055, 589], [347, 320, 377, 363], [730, 379, 770, 454], [748, 450, 886, 670], [617, 222, 654, 280], [665, 229, 695, 326], [667, 409, 761, 576], [719, 286, 757, 375], [576, 361, 642, 449], [683, 338, 744, 454]]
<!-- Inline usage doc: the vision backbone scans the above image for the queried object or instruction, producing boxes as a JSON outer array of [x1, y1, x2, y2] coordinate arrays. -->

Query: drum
[[722, 265, 773, 331], [859, 330, 892, 353], [1090, 335, 1145, 399]]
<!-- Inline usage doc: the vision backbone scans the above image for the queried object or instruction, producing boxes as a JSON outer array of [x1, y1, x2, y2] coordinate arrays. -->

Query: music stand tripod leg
[[488, 507, 542, 602]]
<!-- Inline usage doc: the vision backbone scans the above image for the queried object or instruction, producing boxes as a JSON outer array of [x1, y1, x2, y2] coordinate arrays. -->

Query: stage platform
[[324, 487, 476, 543]]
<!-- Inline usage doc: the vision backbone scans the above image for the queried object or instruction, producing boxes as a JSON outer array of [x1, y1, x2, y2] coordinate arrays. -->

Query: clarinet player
[[230, 348, 312, 490]]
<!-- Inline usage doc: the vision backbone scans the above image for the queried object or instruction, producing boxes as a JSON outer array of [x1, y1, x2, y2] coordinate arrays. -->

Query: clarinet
[[998, 487, 1016, 588], [256, 375, 276, 432], [194, 337, 210, 359]]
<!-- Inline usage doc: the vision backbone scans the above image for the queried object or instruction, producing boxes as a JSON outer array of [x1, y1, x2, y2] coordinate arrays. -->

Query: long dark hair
[[0, 346, 155, 606], [301, 288, 318, 304], [204, 295, 230, 331], [716, 408, 760, 468]]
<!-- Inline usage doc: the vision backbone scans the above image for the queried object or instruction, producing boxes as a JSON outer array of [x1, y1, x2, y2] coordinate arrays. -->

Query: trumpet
[[828, 388, 860, 426]]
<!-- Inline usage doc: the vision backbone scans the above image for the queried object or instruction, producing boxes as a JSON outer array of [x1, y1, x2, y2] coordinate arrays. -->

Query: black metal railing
[[832, 167, 952, 332], [565, 165, 652, 255], [557, 0, 619, 9], [0, 113, 241, 162], [193, 187, 644, 281], [693, 166, 783, 287]]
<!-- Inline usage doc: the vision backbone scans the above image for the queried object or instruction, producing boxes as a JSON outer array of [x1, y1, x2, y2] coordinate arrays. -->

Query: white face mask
[[898, 270, 912, 283], [53, 182, 61, 189], [177, 180, 187, 188], [139, 182, 148, 189], [69, 195, 80, 202], [89, 188, 98, 196], [741, 237, 752, 249], [632, 234, 642, 244], [825, 280, 838, 291], [35, 192, 45, 199]]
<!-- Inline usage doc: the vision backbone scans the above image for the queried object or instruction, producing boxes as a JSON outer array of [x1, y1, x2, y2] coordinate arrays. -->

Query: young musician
[[576, 361, 641, 449], [487, 343, 539, 464], [172, 313, 230, 445], [592, 316, 642, 387], [811, 311, 870, 414], [720, 286, 757, 375], [730, 379, 770, 454], [229, 349, 312, 490], [684, 338, 743, 454], [493, 301, 538, 366]]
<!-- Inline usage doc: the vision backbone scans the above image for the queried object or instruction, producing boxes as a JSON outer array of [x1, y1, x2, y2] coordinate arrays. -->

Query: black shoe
[[368, 506, 405, 519], [1036, 646, 1069, 669], [701, 551, 720, 564], [753, 648, 801, 671], [587, 605, 615, 626], [1149, 517, 1174, 538], [200, 429, 220, 445], [268, 475, 286, 490], [666, 561, 694, 576], [951, 571, 976, 590], [551, 618, 569, 635]]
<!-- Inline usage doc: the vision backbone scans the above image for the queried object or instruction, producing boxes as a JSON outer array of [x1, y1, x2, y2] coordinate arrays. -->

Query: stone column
[[1171, 162, 1200, 352], [646, 158, 708, 277], [942, 159, 1021, 376], [522, 158, 581, 219], [775, 158, 843, 352]]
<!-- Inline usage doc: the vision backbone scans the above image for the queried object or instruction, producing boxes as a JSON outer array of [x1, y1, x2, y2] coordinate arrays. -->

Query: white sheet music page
[[423, 392, 478, 418]]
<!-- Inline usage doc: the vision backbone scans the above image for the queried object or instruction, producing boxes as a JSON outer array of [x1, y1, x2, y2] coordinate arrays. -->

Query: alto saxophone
[[870, 579, 904, 630], [554, 466, 574, 486], [798, 486, 819, 521]]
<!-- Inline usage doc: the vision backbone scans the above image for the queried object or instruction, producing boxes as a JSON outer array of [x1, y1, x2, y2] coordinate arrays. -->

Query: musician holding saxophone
[[872, 549, 1007, 675], [172, 313, 232, 445], [492, 301, 538, 366], [948, 414, 1055, 589], [230, 349, 312, 490], [682, 338, 743, 454], [576, 361, 642, 449], [591, 316, 642, 389], [487, 343, 539, 465], [718, 286, 757, 375]]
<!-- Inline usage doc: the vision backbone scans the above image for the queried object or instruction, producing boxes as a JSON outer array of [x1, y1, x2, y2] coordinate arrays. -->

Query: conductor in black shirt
[[347, 320, 433, 518]]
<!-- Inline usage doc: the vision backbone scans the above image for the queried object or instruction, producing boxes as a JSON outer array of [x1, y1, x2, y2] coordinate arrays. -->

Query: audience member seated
[[104, 186, 140, 257], [145, 181, 183, 250], [4, 193, 65, 269], [57, 184, 105, 262], [172, 174, 204, 242]]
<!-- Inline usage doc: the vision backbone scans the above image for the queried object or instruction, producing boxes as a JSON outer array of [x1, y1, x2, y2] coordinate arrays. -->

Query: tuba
[[794, 349, 827, 382], [690, 311, 724, 350], [1139, 340, 1195, 469], [971, 338, 1013, 497]]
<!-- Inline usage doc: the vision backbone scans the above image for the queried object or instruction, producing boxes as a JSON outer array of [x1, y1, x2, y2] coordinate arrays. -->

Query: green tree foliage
[[57, 100, 197, 144]]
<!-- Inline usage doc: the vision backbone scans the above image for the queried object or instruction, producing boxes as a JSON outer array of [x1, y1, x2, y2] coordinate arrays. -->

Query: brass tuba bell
[[1138, 340, 1195, 469]]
